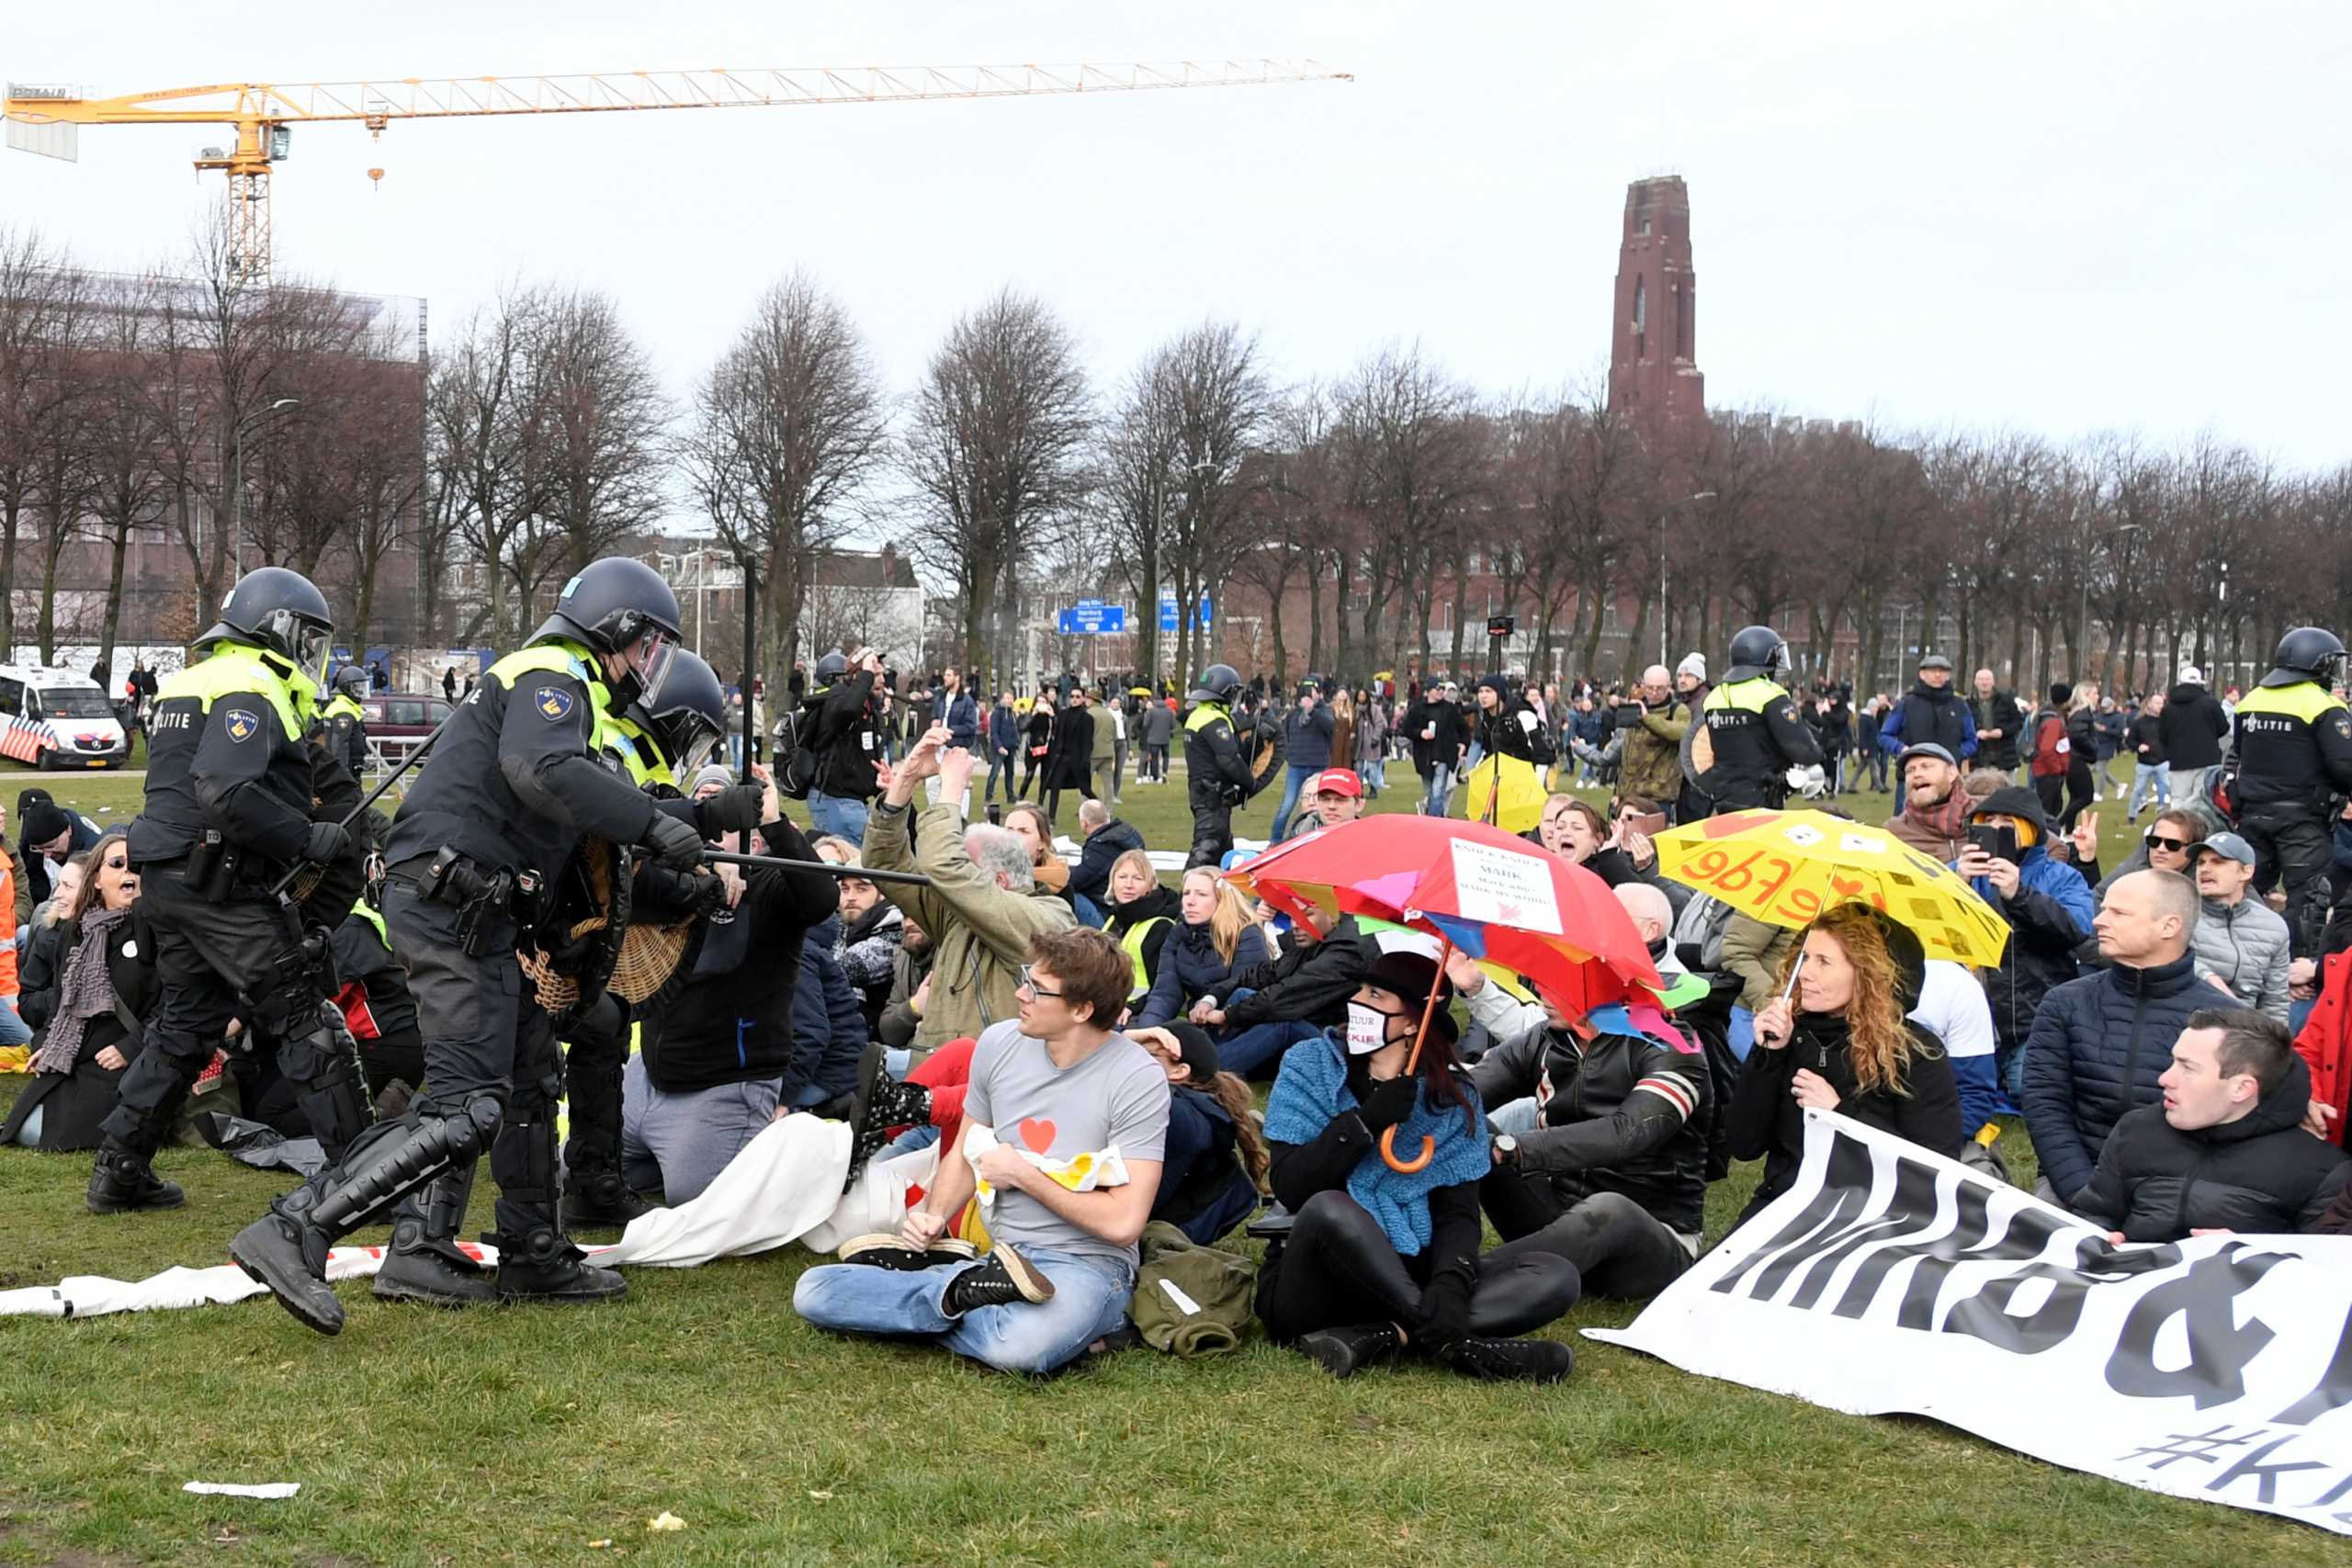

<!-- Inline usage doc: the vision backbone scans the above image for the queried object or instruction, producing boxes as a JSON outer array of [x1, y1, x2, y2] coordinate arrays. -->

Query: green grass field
[[4, 758, 2344, 1566]]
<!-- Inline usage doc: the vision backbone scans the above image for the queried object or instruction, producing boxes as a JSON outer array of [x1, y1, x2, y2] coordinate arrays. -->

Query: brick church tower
[[1607, 176, 1704, 425]]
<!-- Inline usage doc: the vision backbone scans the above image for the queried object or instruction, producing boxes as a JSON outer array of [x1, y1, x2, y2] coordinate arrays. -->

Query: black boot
[[837, 1233, 978, 1271], [941, 1246, 1054, 1314], [374, 1163, 497, 1308], [1434, 1336, 1575, 1383], [232, 1096, 503, 1336], [492, 1226, 628, 1305], [1297, 1322, 1404, 1377], [560, 1168, 654, 1230], [86, 1138, 185, 1214]]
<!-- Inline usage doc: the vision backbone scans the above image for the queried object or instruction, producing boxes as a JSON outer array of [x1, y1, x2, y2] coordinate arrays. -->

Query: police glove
[[1357, 1074, 1420, 1133], [639, 811, 707, 873], [693, 784, 766, 839], [304, 820, 352, 864]]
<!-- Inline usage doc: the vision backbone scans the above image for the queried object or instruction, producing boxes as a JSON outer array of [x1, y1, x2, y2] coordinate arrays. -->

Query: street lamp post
[[1657, 490, 1717, 669], [228, 396, 301, 578]]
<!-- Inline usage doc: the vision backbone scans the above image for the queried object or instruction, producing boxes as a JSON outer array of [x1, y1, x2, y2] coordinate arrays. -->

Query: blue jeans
[[0, 994, 27, 1048], [2128, 761, 2169, 818], [793, 1244, 1133, 1374], [1071, 892, 1106, 930], [808, 790, 870, 845], [1423, 763, 1453, 816], [1268, 763, 1317, 844], [985, 749, 1012, 801], [1219, 1017, 1319, 1076]]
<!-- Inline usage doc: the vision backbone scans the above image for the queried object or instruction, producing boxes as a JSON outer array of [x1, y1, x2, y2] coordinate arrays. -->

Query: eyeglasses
[[2144, 834, 2192, 853], [1015, 964, 1064, 1000]]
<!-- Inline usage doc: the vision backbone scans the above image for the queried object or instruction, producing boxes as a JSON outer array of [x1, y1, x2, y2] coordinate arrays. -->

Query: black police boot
[[86, 1137, 185, 1214], [941, 1245, 1054, 1315], [560, 1167, 654, 1231], [1297, 1322, 1404, 1378], [842, 1044, 930, 1187], [374, 1164, 496, 1308], [1434, 1336, 1575, 1384], [232, 1098, 503, 1336], [492, 1227, 628, 1305]]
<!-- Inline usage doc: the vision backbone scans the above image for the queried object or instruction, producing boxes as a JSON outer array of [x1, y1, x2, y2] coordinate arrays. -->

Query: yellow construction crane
[[4, 62, 1350, 283]]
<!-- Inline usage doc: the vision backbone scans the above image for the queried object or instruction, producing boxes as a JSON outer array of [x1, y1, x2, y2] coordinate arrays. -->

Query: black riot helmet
[[1188, 663, 1243, 705], [1725, 626, 1792, 683], [332, 662, 370, 700], [197, 567, 334, 693], [814, 651, 850, 685], [532, 557, 684, 712], [2263, 626, 2348, 689], [639, 649, 728, 777]]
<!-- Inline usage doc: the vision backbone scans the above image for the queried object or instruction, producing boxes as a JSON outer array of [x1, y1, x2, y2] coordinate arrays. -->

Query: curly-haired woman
[[1724, 904, 1962, 1225]]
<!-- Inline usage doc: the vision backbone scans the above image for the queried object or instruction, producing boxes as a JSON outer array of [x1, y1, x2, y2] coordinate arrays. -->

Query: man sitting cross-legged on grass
[[792, 927, 1169, 1375]]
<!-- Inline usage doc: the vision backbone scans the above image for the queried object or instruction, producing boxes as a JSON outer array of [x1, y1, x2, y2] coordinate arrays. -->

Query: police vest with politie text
[[130, 639, 322, 881], [2230, 633, 2352, 817]]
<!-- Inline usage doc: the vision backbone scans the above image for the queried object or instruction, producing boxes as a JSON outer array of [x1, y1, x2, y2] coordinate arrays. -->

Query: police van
[[0, 665, 132, 769]]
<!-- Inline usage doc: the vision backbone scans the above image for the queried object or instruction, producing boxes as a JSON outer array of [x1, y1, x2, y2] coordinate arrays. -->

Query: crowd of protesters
[[14, 620, 2352, 1395]]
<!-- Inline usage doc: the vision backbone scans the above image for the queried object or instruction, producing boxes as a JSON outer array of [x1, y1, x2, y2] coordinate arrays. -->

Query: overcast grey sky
[[7, 1, 2346, 482]]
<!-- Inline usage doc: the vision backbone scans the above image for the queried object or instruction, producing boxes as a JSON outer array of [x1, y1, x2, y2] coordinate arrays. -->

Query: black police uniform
[[98, 637, 370, 1204], [1184, 697, 1264, 868], [2231, 668, 2352, 957], [318, 691, 368, 777], [1698, 675, 1822, 812]]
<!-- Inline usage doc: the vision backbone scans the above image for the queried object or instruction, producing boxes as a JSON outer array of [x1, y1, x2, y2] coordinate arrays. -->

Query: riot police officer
[[233, 558, 763, 1333], [557, 648, 734, 1232], [317, 662, 370, 778], [1694, 626, 1823, 813], [1183, 664, 1272, 868], [2227, 626, 2352, 956], [92, 568, 371, 1213]]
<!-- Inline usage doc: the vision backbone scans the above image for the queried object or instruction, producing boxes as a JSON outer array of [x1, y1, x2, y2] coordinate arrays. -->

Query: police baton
[[267, 709, 458, 897], [698, 847, 933, 888]]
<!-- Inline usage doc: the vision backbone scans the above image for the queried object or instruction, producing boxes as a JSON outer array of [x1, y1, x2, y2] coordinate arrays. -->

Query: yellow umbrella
[[1651, 808, 2011, 967], [1458, 752, 1547, 835]]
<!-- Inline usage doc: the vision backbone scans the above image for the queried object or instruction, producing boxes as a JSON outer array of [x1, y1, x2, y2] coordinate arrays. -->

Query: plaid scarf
[[31, 903, 130, 1075], [1904, 784, 1973, 847]]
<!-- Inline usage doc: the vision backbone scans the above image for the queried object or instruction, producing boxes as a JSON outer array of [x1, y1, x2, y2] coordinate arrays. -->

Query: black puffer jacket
[[2158, 682, 2230, 770], [1212, 913, 1374, 1032], [1472, 1020, 1712, 1235], [2074, 1055, 2349, 1240], [2020, 950, 2211, 1202]]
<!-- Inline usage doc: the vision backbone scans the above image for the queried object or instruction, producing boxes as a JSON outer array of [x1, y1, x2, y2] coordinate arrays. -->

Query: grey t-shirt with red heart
[[963, 1019, 1170, 1272]]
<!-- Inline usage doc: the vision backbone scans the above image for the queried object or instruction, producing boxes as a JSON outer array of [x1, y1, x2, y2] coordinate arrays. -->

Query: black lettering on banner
[[1781, 1156, 1944, 1311], [2206, 1434, 2330, 1506], [1940, 1238, 2175, 1355], [2275, 1301, 2352, 1428], [2105, 1245, 2293, 1409], [1709, 1134, 1880, 1299]]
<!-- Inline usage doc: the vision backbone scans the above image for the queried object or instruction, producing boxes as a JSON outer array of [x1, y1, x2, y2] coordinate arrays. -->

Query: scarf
[[1261, 1032, 1488, 1256], [1904, 784, 1972, 846], [32, 903, 131, 1075]]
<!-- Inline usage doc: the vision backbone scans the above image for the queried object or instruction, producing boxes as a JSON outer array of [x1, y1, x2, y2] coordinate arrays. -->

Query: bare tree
[[79, 273, 172, 674], [534, 286, 671, 577], [428, 286, 555, 644], [0, 230, 94, 660], [679, 272, 889, 708], [899, 289, 1093, 691]]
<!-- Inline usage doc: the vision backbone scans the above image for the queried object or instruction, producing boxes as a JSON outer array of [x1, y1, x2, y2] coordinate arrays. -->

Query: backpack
[[772, 706, 821, 800], [2029, 709, 2071, 778]]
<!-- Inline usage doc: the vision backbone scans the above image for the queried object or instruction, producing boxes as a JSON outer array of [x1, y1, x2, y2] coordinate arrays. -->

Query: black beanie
[[20, 802, 69, 850], [1157, 1020, 1222, 1085], [2049, 682, 2073, 706]]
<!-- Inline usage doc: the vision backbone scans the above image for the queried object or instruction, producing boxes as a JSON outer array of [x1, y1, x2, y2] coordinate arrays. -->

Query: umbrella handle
[[1379, 1126, 1435, 1174], [1380, 936, 1453, 1173]]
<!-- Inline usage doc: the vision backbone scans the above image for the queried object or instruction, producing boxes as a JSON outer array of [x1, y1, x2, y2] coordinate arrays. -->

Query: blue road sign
[[1057, 603, 1127, 637], [1159, 593, 1213, 632]]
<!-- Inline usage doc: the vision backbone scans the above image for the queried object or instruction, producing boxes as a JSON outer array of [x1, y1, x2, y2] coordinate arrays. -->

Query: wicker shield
[[515, 839, 703, 1023]]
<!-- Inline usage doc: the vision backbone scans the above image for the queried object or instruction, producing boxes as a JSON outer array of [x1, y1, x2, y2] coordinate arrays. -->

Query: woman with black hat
[[1127, 1021, 1268, 1245], [1256, 944, 1581, 1382], [1726, 904, 1962, 1226]]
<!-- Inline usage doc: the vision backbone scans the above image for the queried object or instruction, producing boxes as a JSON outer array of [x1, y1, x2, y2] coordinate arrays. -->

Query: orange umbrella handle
[[1380, 1126, 1435, 1173], [1380, 936, 1453, 1172]]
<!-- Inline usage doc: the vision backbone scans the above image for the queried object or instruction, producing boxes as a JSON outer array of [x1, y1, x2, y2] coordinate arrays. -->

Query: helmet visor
[[625, 629, 678, 712], [667, 714, 723, 777], [267, 610, 334, 693]]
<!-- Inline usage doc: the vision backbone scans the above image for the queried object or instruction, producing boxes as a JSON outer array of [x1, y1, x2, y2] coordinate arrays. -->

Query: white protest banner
[[1588, 1110, 2352, 1535]]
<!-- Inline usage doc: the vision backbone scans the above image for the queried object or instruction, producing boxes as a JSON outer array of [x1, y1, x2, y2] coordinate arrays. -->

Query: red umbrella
[[1227, 815, 1662, 1169]]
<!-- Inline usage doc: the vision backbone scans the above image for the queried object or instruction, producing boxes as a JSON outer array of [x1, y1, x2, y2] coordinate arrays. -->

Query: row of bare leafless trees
[[6, 222, 2346, 702]]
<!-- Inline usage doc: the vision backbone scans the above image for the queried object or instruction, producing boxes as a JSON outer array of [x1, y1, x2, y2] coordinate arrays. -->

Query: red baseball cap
[[1313, 768, 1363, 798]]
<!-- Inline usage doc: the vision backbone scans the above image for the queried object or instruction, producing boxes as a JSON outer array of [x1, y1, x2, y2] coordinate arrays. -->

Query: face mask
[[1345, 1001, 1396, 1056]]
